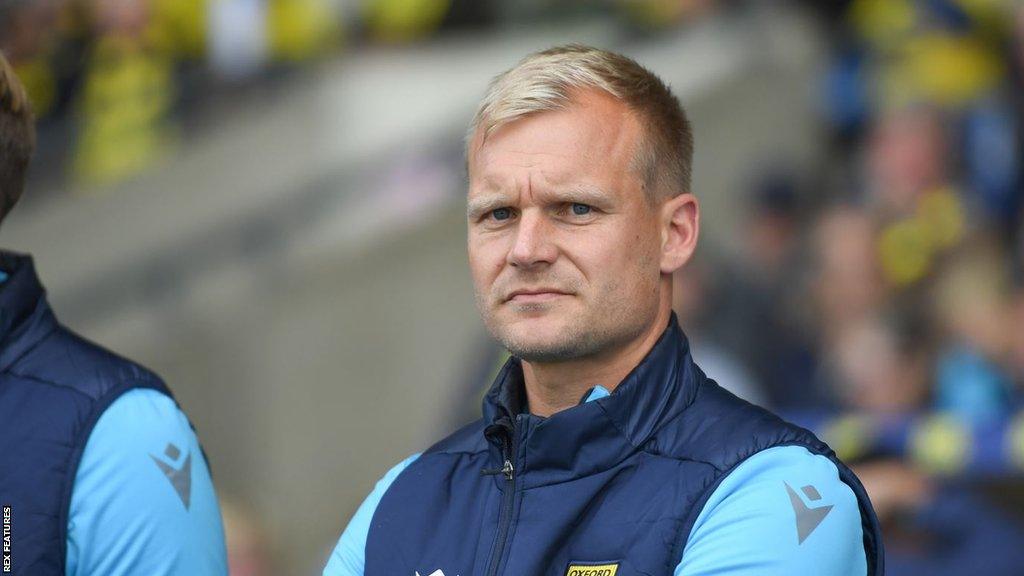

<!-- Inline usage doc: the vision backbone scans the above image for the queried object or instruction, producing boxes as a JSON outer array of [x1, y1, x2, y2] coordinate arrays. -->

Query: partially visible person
[[709, 172, 819, 409], [672, 257, 766, 406], [828, 314, 931, 417], [855, 459, 1024, 576], [812, 206, 886, 347], [830, 313, 1024, 576], [1009, 288, 1024, 386], [931, 244, 1017, 424], [0, 53, 227, 575]]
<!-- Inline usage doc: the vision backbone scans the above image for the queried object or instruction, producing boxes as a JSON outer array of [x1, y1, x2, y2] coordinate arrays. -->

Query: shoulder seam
[[56, 380, 175, 572], [4, 369, 161, 400], [668, 440, 833, 573], [3, 366, 103, 399]]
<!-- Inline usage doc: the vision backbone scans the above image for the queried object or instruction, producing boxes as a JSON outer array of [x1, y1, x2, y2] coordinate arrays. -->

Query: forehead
[[468, 90, 642, 195]]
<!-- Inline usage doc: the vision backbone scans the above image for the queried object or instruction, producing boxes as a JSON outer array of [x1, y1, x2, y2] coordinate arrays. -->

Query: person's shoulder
[[676, 445, 866, 575], [323, 453, 423, 576], [67, 387, 227, 575], [85, 387, 194, 451], [74, 387, 204, 506], [711, 444, 860, 509], [12, 322, 165, 401], [650, 377, 825, 470], [422, 418, 489, 457], [362, 418, 490, 509]]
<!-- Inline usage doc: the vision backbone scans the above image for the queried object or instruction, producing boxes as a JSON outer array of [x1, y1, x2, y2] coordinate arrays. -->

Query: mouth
[[504, 289, 572, 304]]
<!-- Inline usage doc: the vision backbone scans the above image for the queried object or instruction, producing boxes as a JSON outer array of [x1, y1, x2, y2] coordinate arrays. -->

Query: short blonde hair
[[468, 44, 693, 199]]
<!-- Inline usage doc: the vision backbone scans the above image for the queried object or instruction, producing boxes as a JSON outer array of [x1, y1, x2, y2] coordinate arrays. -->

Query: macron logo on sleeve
[[784, 482, 833, 544], [150, 443, 192, 510]]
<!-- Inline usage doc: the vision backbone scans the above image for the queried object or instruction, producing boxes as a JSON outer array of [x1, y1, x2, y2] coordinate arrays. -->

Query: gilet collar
[[481, 314, 703, 489], [0, 251, 57, 372]]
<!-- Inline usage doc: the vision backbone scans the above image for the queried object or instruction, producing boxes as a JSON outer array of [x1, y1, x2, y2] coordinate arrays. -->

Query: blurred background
[[2, 0, 1024, 573]]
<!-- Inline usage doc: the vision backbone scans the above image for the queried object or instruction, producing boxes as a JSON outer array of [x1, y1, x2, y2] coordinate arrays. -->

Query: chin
[[505, 336, 580, 363], [493, 316, 582, 361]]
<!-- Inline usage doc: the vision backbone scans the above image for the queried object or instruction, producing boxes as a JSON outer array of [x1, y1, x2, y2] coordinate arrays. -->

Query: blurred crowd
[[1, 0, 343, 188], [674, 1, 1024, 573], [0, 0, 718, 190]]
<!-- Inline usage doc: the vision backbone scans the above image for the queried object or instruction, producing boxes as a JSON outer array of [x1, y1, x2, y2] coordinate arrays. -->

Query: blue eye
[[571, 203, 592, 215], [492, 208, 512, 221]]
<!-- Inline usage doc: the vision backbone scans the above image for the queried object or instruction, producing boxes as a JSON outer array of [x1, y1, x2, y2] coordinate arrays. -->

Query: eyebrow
[[547, 183, 613, 205], [466, 183, 614, 220], [467, 193, 513, 220]]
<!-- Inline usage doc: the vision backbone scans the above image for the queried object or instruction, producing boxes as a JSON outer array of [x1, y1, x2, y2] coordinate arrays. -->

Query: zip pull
[[483, 416, 516, 479], [481, 459, 514, 480]]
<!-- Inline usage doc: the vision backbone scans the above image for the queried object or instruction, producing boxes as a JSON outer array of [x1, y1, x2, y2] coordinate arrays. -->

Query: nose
[[507, 209, 557, 269]]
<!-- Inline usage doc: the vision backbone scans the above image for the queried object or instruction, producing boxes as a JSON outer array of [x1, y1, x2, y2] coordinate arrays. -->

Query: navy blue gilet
[[0, 252, 176, 575], [365, 316, 883, 576]]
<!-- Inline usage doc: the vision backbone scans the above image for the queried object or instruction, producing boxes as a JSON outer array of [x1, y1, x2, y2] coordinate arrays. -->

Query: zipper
[[481, 417, 519, 576]]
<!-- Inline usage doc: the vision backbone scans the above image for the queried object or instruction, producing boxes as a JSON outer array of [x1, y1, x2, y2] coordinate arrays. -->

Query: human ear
[[659, 193, 699, 274]]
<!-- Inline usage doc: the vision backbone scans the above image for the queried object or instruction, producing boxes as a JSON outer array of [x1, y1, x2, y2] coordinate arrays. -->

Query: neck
[[521, 302, 673, 418]]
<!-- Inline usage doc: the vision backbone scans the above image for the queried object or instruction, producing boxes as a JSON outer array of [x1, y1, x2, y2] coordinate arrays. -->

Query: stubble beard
[[476, 285, 649, 364]]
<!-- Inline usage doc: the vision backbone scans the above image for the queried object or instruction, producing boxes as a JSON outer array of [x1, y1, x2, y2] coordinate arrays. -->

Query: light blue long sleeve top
[[65, 388, 228, 575]]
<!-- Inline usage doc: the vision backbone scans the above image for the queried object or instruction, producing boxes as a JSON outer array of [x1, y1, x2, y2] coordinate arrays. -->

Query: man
[[0, 54, 227, 575], [324, 45, 882, 575]]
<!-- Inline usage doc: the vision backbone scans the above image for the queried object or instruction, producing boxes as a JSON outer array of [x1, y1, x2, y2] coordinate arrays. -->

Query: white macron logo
[[415, 572, 447, 576]]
